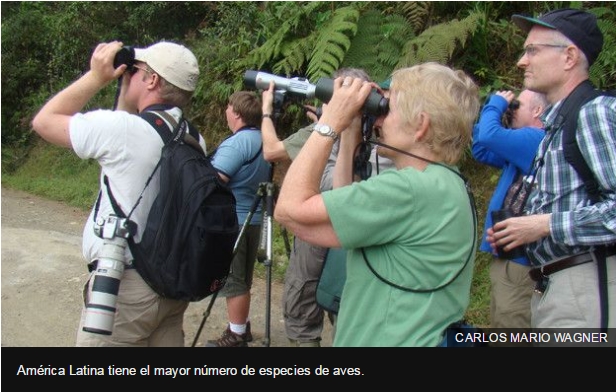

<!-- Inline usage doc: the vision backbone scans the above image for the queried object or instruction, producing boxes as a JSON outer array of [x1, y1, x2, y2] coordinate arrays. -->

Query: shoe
[[245, 321, 253, 343], [206, 325, 248, 347]]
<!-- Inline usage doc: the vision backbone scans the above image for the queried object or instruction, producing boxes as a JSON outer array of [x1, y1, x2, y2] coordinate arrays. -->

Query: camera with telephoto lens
[[82, 214, 137, 335], [243, 70, 389, 117], [113, 46, 135, 70]]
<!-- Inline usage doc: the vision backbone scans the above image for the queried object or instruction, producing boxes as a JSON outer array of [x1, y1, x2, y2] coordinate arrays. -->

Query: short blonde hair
[[391, 63, 480, 165]]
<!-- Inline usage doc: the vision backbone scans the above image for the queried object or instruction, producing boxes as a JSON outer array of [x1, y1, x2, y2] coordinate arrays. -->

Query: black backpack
[[102, 109, 239, 302], [558, 80, 615, 203], [555, 80, 615, 330]]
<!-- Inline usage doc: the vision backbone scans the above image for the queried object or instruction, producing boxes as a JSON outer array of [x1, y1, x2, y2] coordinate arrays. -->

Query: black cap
[[512, 8, 603, 66]]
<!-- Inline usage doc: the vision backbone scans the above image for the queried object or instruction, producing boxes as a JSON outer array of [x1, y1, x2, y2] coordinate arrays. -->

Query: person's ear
[[563, 45, 580, 70], [414, 112, 430, 142]]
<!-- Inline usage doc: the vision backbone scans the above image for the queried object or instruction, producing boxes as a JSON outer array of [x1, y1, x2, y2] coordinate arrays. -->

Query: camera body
[[113, 46, 135, 70], [243, 70, 389, 117], [491, 209, 526, 259], [244, 70, 316, 101], [93, 214, 136, 240], [82, 214, 137, 335]]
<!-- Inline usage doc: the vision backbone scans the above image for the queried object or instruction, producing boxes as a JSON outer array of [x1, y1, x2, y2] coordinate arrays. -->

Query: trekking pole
[[191, 189, 262, 347]]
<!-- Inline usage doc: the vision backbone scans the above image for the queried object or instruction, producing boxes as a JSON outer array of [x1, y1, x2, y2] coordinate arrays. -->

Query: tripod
[[191, 181, 278, 347], [191, 91, 294, 347], [256, 181, 276, 346]]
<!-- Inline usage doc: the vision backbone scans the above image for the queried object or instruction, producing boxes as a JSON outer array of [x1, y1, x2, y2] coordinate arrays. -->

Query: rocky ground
[[1, 186, 332, 347]]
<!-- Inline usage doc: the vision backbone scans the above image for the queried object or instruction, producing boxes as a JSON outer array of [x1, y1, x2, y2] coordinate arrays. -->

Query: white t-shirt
[[69, 107, 206, 263]]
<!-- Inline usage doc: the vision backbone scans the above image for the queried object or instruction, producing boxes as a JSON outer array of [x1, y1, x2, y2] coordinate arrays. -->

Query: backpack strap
[[555, 80, 615, 332], [245, 146, 263, 166], [102, 175, 127, 218], [94, 112, 188, 224], [207, 127, 263, 165], [558, 80, 605, 203], [140, 110, 204, 155]]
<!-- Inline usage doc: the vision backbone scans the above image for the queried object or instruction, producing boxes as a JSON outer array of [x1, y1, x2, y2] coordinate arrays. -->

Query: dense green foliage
[[2, 1, 616, 327], [4, 2, 615, 152]]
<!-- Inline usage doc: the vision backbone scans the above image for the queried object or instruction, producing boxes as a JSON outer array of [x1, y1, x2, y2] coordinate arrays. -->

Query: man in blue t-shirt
[[207, 91, 271, 347]]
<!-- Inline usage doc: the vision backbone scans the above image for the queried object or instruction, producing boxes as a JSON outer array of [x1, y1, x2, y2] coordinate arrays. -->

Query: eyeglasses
[[521, 43, 568, 57], [129, 64, 152, 75]]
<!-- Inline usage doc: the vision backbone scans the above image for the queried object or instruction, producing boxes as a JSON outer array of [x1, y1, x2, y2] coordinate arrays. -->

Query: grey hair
[[332, 68, 372, 83]]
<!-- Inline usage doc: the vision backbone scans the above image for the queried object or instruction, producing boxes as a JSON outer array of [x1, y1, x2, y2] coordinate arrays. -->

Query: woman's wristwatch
[[314, 123, 338, 141]]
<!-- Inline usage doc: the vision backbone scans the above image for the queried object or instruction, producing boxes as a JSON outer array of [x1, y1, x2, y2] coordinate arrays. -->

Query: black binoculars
[[113, 46, 135, 69]]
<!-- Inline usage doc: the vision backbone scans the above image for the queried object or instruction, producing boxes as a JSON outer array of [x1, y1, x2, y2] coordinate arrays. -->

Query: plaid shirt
[[525, 94, 616, 265]]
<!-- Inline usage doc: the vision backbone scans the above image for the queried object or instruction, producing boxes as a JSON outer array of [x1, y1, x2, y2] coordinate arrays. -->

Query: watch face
[[318, 125, 332, 135], [315, 124, 337, 140]]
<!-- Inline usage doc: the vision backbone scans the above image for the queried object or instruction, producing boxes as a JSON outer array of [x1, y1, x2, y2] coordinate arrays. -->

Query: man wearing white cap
[[32, 41, 205, 346]]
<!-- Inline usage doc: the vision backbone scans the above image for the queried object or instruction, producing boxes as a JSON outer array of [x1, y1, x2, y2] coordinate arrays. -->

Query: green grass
[[2, 141, 100, 209], [2, 141, 497, 327]]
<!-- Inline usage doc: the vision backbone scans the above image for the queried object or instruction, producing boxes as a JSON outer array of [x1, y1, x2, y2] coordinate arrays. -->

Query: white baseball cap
[[134, 41, 199, 92]]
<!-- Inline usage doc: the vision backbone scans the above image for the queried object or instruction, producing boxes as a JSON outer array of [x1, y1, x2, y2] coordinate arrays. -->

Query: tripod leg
[[191, 291, 218, 347], [258, 182, 276, 347], [235, 190, 263, 253]]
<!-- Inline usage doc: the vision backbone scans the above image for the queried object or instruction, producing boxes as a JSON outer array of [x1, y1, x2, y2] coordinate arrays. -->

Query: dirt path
[[1, 186, 332, 347]]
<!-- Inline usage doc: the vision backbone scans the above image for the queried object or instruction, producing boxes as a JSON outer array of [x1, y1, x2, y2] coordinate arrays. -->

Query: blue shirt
[[472, 94, 544, 265], [211, 127, 271, 225]]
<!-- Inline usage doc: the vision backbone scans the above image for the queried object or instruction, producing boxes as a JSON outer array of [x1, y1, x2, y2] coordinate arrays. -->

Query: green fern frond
[[306, 6, 360, 81], [242, 2, 322, 71], [400, 1, 432, 33], [380, 15, 415, 65], [342, 11, 414, 82], [589, 7, 616, 88], [272, 35, 317, 77], [377, 40, 407, 67], [341, 10, 383, 68], [397, 11, 482, 68], [247, 22, 292, 69], [270, 1, 322, 29]]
